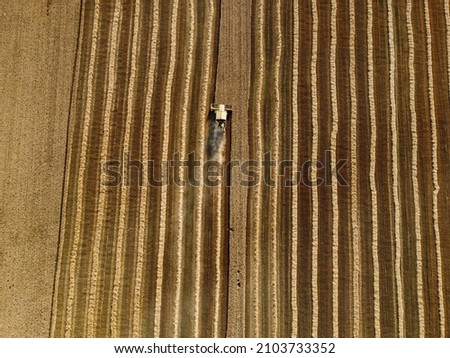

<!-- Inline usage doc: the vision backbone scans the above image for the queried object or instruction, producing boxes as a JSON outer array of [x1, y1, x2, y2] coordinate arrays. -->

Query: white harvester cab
[[211, 103, 232, 132]]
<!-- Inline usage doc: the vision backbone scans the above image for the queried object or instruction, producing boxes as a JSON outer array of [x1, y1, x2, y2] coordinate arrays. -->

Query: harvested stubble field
[[1, 0, 449, 338]]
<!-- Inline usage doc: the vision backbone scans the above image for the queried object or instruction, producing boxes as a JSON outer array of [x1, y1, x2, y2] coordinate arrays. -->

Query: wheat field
[[1, 0, 449, 337]]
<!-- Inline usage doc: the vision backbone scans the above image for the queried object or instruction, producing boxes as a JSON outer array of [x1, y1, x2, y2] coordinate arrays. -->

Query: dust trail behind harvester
[[206, 120, 226, 163], [204, 115, 228, 337]]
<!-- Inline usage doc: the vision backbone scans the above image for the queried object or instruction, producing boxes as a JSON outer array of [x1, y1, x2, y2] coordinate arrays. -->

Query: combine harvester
[[211, 103, 232, 132]]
